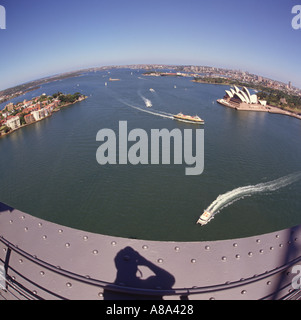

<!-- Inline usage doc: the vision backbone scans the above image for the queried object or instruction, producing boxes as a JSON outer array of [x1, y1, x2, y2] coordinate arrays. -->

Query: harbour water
[[0, 68, 301, 241]]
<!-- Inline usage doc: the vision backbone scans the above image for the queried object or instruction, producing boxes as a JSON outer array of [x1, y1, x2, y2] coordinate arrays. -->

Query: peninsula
[[0, 92, 87, 137], [217, 86, 301, 121]]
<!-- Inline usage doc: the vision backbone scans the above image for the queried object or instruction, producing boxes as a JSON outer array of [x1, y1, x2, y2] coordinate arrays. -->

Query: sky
[[0, 0, 301, 90]]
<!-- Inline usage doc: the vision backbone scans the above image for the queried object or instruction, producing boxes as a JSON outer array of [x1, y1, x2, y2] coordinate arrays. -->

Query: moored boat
[[173, 112, 204, 124]]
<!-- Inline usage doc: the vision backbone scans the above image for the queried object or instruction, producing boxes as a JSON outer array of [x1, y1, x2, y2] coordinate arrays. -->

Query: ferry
[[173, 112, 204, 124], [196, 209, 213, 225]]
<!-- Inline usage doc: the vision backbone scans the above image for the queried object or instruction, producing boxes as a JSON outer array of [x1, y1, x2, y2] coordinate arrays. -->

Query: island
[[0, 92, 87, 137]]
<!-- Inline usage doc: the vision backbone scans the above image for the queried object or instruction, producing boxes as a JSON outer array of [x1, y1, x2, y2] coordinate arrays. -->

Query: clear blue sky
[[0, 0, 301, 90]]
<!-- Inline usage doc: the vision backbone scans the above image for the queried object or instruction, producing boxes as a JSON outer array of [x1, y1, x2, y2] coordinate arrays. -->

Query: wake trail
[[205, 172, 301, 219], [138, 92, 153, 108], [118, 99, 174, 120]]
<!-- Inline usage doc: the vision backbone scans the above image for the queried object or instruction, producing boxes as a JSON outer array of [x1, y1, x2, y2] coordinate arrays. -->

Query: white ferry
[[196, 210, 213, 225]]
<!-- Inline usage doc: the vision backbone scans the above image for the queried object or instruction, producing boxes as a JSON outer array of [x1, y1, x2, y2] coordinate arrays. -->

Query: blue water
[[0, 68, 300, 241]]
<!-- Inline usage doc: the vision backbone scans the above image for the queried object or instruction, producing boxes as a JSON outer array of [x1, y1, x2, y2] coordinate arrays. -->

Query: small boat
[[109, 78, 120, 81], [173, 112, 204, 124], [149, 88, 155, 92], [145, 99, 152, 107], [196, 209, 213, 225]]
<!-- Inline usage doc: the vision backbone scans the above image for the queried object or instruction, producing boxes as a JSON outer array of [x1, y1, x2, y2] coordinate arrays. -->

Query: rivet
[[205, 245, 210, 250], [241, 290, 247, 295], [66, 282, 72, 288], [40, 271, 45, 276], [256, 239, 261, 243], [259, 249, 264, 254], [92, 250, 98, 255], [65, 243, 70, 247], [248, 252, 253, 257], [209, 297, 215, 300], [267, 281, 272, 286], [24, 227, 28, 232], [235, 254, 240, 259], [279, 244, 283, 248], [83, 236, 88, 241], [270, 246, 274, 251], [9, 220, 13, 224], [175, 246, 180, 252], [19, 259, 23, 264], [233, 243, 238, 247], [38, 222, 43, 227], [222, 256, 227, 261], [142, 245, 148, 250], [21, 215, 25, 220], [276, 234, 279, 238], [157, 258, 163, 263], [111, 241, 117, 246], [191, 259, 196, 263], [42, 235, 47, 240], [58, 229, 63, 233], [33, 290, 37, 295], [98, 292, 103, 298]]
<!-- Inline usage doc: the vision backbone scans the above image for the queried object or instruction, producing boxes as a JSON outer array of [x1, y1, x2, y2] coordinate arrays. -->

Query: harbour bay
[[0, 68, 300, 241]]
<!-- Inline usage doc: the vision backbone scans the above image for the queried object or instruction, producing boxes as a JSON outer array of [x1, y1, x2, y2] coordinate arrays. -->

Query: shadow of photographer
[[103, 246, 175, 300]]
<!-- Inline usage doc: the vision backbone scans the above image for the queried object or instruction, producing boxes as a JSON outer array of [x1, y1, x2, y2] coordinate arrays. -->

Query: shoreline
[[0, 96, 88, 139], [192, 79, 301, 119], [216, 99, 301, 121]]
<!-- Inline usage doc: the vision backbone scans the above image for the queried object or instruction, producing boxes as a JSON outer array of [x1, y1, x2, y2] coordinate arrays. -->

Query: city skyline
[[0, 0, 301, 91]]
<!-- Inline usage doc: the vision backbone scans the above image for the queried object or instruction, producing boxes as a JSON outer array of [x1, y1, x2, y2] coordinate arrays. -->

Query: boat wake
[[118, 99, 174, 120], [204, 172, 301, 223], [139, 93, 152, 108]]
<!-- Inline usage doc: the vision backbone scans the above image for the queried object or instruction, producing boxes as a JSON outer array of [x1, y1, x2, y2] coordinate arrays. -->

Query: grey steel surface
[[0, 201, 301, 300]]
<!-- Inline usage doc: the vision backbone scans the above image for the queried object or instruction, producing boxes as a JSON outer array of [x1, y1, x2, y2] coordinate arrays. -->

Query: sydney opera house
[[218, 86, 267, 109]]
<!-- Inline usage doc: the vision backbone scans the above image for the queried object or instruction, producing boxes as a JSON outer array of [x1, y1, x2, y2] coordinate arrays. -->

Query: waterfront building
[[31, 107, 50, 121], [53, 99, 60, 108], [24, 114, 35, 124], [5, 116, 20, 130], [5, 102, 14, 112], [223, 86, 266, 107]]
